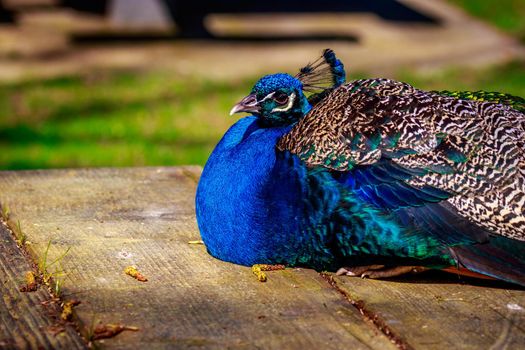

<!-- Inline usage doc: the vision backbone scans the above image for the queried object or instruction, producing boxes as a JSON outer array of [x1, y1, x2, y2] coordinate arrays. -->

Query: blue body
[[195, 116, 452, 270]]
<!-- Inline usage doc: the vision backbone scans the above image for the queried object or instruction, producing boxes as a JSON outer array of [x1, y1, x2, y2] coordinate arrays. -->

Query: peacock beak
[[230, 93, 260, 115]]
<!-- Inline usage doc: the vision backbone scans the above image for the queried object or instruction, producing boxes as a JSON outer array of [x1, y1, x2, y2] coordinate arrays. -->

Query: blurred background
[[0, 0, 523, 170]]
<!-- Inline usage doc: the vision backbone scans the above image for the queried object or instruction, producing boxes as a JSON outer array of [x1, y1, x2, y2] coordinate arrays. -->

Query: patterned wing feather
[[277, 79, 525, 241]]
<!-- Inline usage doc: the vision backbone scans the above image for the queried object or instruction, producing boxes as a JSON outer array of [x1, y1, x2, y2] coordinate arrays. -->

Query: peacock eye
[[273, 92, 289, 105]]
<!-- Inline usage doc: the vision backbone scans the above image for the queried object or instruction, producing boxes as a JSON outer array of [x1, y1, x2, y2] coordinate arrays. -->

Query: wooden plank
[[0, 223, 87, 349], [330, 272, 525, 350], [0, 167, 395, 349]]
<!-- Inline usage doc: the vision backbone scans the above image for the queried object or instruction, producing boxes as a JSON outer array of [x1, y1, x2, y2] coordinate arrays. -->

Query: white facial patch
[[271, 93, 296, 113], [259, 92, 275, 103]]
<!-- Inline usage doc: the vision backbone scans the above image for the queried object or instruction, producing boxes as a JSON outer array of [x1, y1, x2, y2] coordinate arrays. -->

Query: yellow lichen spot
[[188, 240, 204, 245], [251, 264, 285, 282], [61, 300, 80, 321], [20, 270, 38, 292], [25, 271, 36, 286], [124, 266, 148, 282], [252, 265, 267, 282]]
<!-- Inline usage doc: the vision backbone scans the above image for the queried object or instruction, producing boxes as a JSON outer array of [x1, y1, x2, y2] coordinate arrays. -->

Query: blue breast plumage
[[196, 117, 309, 266]]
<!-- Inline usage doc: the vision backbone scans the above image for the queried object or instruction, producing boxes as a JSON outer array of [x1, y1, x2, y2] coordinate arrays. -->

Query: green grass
[[447, 0, 525, 40], [0, 60, 524, 170], [0, 1, 523, 170], [0, 72, 251, 169], [38, 239, 71, 296]]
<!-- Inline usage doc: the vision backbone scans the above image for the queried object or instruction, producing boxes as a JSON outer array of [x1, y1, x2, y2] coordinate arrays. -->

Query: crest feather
[[295, 49, 346, 105]]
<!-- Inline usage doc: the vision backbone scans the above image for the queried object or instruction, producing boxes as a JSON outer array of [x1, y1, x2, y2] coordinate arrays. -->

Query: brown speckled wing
[[277, 78, 525, 240]]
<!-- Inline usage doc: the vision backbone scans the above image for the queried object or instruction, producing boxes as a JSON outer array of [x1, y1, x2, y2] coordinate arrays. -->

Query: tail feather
[[441, 267, 496, 281], [450, 238, 525, 287]]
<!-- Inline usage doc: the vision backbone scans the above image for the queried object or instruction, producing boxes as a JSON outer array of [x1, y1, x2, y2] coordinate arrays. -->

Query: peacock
[[195, 49, 525, 286]]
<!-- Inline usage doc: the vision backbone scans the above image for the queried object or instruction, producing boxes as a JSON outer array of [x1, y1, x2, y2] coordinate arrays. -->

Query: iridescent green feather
[[433, 90, 525, 112]]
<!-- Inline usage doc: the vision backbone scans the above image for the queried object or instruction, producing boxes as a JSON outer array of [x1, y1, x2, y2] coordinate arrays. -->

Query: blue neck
[[196, 116, 334, 267]]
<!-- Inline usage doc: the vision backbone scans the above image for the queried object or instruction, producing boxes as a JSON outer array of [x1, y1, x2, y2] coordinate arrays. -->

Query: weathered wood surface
[[0, 223, 86, 349], [1, 167, 524, 349], [0, 167, 396, 350], [332, 273, 525, 350]]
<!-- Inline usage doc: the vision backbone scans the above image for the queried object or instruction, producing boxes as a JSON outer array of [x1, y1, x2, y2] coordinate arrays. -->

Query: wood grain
[[0, 223, 87, 349], [0, 167, 395, 349]]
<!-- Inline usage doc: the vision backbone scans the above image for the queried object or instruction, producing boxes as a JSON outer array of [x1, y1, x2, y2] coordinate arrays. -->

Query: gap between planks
[[319, 272, 413, 350]]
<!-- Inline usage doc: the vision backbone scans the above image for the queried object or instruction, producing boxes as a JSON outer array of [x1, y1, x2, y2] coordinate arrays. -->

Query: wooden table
[[0, 167, 524, 349]]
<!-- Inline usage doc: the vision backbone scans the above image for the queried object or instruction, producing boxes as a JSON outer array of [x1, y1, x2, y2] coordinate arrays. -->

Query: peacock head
[[230, 73, 310, 126], [230, 49, 346, 127]]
